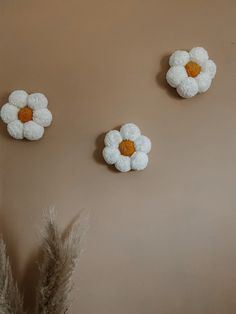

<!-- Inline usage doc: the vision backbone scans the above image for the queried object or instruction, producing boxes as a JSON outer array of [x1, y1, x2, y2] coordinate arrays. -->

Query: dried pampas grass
[[35, 209, 88, 314], [0, 238, 25, 314], [0, 209, 88, 314]]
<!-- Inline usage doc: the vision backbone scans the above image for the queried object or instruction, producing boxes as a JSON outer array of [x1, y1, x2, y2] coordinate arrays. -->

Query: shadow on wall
[[0, 211, 43, 312], [0, 213, 22, 283], [93, 129, 121, 173], [0, 92, 11, 140], [93, 132, 106, 166], [155, 54, 182, 100], [21, 247, 43, 312]]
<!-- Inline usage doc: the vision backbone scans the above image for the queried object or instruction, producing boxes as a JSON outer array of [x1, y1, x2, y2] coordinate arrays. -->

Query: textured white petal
[[131, 152, 148, 171], [33, 108, 52, 127], [28, 93, 48, 110], [9, 90, 28, 108], [177, 77, 199, 98], [1, 103, 19, 124], [189, 47, 209, 65], [103, 146, 120, 165], [195, 72, 212, 93], [134, 135, 151, 154], [169, 50, 190, 66], [7, 120, 24, 139], [23, 121, 44, 140], [104, 130, 122, 147], [115, 156, 131, 172], [166, 66, 187, 88], [120, 123, 141, 141], [201, 59, 217, 79]]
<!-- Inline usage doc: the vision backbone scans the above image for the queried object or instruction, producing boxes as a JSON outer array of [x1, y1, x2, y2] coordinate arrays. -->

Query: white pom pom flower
[[1, 90, 52, 140], [102, 123, 151, 172], [166, 47, 217, 98]]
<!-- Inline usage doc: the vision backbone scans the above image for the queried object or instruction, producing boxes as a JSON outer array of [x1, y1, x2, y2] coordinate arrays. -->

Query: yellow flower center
[[18, 107, 33, 123], [119, 140, 135, 156], [185, 61, 201, 77]]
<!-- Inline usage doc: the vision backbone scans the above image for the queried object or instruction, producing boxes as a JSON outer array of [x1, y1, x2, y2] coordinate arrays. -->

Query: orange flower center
[[185, 61, 201, 77], [18, 107, 33, 123], [119, 140, 135, 156]]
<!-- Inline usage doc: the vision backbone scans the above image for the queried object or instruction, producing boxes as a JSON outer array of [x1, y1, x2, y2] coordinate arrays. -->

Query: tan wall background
[[0, 0, 236, 313]]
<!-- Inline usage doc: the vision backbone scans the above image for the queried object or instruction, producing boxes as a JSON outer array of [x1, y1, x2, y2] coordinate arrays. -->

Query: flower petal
[[176, 77, 199, 98], [33, 108, 52, 127], [103, 146, 120, 165], [169, 50, 190, 66], [7, 120, 24, 139], [9, 90, 28, 108], [104, 130, 122, 147], [201, 59, 217, 79], [166, 66, 187, 88], [131, 152, 148, 171], [134, 135, 151, 154], [28, 93, 48, 110], [189, 47, 209, 65], [195, 72, 212, 93], [23, 121, 44, 140], [115, 156, 131, 172], [1, 103, 19, 124], [120, 123, 141, 141]]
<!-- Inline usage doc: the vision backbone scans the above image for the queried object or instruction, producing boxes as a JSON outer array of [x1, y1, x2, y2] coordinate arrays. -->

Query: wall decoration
[[103, 123, 151, 172], [0, 90, 52, 140], [0, 209, 88, 314], [166, 47, 217, 98]]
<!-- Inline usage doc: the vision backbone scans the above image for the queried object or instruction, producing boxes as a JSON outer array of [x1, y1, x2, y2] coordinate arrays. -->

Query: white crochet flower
[[103, 123, 151, 172], [166, 47, 217, 98], [0, 90, 52, 140]]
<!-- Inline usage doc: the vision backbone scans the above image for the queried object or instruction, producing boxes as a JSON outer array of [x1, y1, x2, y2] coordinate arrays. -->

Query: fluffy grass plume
[[35, 208, 88, 314], [0, 238, 25, 314]]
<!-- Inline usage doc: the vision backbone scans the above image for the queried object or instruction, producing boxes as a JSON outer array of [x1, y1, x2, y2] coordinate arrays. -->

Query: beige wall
[[1, 0, 236, 313]]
